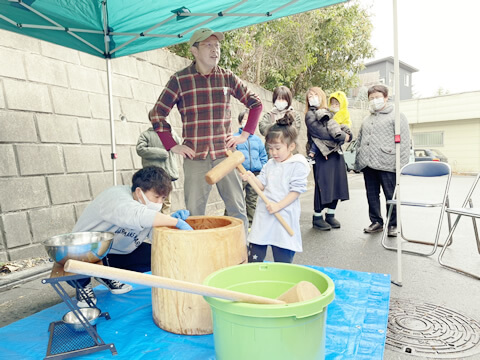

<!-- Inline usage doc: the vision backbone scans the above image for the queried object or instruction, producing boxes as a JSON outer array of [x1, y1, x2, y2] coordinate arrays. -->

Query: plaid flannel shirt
[[149, 63, 262, 160]]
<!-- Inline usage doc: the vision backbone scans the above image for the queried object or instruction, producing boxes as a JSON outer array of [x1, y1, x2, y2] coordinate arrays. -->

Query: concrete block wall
[[0, 29, 308, 261]]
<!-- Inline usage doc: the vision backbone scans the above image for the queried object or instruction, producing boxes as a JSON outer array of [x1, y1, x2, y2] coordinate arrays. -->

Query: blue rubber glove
[[171, 209, 190, 221], [175, 219, 193, 231]]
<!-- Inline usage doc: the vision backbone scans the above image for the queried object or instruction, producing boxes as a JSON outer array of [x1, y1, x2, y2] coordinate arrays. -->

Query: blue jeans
[[248, 243, 295, 263], [73, 242, 151, 287]]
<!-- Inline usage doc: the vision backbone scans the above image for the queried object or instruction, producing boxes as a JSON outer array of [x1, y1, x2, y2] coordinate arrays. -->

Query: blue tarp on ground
[[0, 266, 390, 359]]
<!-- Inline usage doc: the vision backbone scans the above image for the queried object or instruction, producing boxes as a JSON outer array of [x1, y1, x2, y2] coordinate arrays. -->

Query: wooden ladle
[[64, 260, 321, 305]]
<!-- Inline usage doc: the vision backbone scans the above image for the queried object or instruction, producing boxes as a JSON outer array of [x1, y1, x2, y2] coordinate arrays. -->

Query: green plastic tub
[[203, 263, 335, 360]]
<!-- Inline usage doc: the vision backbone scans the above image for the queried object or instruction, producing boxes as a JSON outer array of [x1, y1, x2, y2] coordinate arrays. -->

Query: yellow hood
[[328, 91, 351, 128]]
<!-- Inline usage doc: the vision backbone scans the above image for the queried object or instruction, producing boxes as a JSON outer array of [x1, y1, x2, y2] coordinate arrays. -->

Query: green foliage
[[302, 3, 375, 97], [167, 1, 374, 100], [168, 42, 193, 60]]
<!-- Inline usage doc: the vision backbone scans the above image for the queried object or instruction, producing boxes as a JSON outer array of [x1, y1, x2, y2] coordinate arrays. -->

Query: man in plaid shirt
[[149, 28, 263, 236]]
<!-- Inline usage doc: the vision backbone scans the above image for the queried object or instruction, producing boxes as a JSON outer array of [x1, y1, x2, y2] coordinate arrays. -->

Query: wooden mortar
[[151, 215, 247, 335]]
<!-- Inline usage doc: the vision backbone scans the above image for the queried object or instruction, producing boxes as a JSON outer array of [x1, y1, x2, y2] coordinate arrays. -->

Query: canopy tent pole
[[102, 2, 117, 186], [106, 58, 117, 185], [392, 0, 402, 286]]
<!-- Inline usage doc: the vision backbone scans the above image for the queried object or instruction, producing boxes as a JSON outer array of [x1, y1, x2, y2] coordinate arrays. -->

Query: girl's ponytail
[[266, 111, 298, 146]]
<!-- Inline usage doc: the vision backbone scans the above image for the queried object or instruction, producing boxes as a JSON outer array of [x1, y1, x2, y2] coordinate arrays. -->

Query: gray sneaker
[[95, 278, 132, 295], [76, 282, 97, 308]]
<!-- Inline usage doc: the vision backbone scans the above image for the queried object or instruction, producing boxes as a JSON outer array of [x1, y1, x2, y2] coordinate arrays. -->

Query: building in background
[[352, 56, 419, 102], [400, 91, 480, 174]]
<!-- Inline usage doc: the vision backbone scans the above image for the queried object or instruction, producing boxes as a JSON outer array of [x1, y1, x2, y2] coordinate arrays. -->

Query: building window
[[404, 74, 410, 87], [413, 131, 444, 147]]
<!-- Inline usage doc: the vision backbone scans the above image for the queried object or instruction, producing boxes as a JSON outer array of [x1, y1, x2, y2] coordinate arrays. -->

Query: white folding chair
[[438, 173, 480, 280], [381, 161, 452, 256]]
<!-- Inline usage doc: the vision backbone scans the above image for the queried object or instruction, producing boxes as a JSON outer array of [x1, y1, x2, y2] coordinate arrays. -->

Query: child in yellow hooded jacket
[[328, 91, 352, 128]]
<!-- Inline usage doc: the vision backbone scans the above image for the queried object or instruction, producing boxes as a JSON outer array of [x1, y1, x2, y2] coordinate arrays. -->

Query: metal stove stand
[[42, 274, 117, 359]]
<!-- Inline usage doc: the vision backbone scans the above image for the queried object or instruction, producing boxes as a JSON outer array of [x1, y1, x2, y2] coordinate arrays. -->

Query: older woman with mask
[[355, 84, 410, 237]]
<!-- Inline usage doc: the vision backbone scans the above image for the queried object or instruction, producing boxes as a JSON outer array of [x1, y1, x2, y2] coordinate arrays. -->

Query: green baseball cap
[[188, 28, 225, 46]]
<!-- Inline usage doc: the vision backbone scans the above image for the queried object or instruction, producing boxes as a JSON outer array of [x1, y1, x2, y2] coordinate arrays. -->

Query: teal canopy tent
[[0, 0, 346, 183]]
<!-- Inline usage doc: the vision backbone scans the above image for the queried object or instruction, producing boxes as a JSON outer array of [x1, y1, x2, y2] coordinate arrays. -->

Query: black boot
[[313, 215, 332, 231], [325, 214, 341, 229]]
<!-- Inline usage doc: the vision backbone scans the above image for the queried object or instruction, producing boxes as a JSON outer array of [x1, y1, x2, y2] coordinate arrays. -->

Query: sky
[[358, 0, 480, 98]]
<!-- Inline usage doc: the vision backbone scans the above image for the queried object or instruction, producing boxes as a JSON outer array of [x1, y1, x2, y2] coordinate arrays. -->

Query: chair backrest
[[396, 161, 452, 205], [401, 161, 451, 177]]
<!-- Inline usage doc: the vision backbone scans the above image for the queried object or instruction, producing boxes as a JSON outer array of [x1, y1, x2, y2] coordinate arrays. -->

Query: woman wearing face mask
[[305, 87, 351, 231], [259, 86, 302, 140], [355, 85, 410, 237]]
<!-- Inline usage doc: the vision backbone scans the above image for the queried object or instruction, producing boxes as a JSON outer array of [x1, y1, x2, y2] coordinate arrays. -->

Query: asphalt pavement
[[1, 172, 479, 359]]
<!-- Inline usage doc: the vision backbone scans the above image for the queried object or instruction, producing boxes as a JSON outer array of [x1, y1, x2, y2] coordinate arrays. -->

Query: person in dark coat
[[304, 87, 351, 230]]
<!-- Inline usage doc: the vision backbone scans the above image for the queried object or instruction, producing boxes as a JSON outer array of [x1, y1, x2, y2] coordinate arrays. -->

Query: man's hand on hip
[[171, 144, 195, 159], [226, 131, 249, 148]]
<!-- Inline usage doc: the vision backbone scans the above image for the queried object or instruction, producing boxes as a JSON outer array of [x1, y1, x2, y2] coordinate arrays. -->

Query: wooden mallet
[[64, 260, 321, 304], [205, 150, 294, 236]]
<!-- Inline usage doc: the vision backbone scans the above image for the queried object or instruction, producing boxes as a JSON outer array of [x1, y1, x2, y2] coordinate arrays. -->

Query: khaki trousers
[[183, 157, 248, 236]]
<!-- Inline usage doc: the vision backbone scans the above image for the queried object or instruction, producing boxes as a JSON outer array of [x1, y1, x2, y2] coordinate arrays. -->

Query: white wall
[[410, 119, 480, 173], [401, 91, 480, 123], [400, 92, 480, 173]]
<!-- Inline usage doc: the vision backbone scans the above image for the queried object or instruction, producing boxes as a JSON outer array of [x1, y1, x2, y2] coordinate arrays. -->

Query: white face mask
[[330, 106, 340, 113], [274, 100, 288, 111], [140, 189, 163, 212], [369, 97, 385, 111], [309, 96, 320, 107]]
